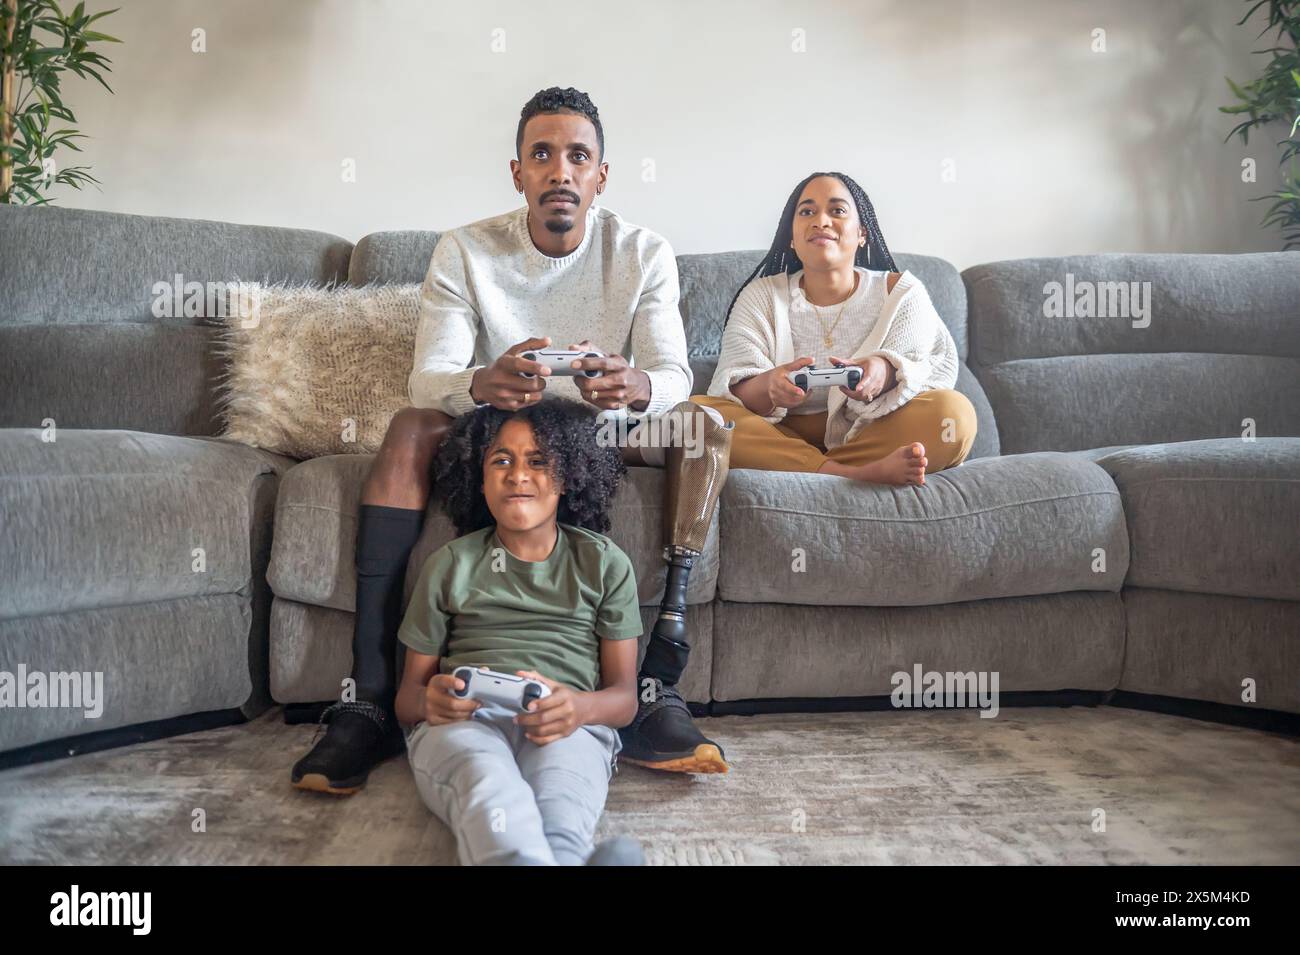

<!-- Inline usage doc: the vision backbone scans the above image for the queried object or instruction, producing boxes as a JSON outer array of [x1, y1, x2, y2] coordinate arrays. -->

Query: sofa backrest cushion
[[0, 205, 353, 436], [352, 230, 1000, 458], [348, 230, 442, 286], [965, 252, 1300, 453]]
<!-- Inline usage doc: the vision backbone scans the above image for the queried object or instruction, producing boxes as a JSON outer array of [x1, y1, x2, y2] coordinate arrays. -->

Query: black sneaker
[[618, 679, 728, 774], [290, 700, 406, 795]]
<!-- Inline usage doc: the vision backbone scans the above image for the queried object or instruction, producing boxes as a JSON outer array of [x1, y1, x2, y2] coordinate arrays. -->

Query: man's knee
[[382, 407, 454, 458]]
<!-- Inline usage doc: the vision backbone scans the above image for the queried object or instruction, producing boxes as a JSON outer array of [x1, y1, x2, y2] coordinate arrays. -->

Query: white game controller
[[787, 364, 864, 391], [519, 348, 605, 379], [451, 666, 552, 711]]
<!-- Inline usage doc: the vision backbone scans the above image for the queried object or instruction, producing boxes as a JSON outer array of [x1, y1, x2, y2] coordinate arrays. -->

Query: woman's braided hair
[[724, 171, 898, 327]]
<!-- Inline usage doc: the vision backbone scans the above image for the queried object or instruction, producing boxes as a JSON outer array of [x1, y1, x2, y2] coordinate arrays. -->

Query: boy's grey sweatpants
[[405, 700, 621, 865]]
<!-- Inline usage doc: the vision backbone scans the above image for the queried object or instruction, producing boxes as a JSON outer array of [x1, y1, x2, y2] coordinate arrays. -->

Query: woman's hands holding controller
[[731, 356, 813, 416], [829, 354, 896, 402]]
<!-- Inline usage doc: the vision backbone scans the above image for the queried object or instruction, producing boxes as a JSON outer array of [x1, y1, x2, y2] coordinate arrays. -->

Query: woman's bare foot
[[820, 443, 928, 486]]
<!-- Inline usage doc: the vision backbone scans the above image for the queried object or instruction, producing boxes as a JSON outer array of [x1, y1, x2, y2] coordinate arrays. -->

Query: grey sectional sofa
[[1, 204, 1297, 760]]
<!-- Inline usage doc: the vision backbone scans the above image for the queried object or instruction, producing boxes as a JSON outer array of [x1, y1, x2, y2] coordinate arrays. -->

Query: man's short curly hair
[[433, 401, 627, 537], [516, 86, 604, 160]]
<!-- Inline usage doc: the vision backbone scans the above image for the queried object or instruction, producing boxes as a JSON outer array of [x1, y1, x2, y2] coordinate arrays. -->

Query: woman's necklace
[[811, 301, 847, 348], [803, 274, 857, 348]]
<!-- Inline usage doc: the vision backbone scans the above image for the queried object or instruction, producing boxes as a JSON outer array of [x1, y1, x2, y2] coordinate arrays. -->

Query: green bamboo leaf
[[1225, 75, 1252, 102], [83, 9, 121, 27]]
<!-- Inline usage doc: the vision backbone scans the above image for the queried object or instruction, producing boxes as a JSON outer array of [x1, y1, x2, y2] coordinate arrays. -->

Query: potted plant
[[0, 0, 119, 204], [1222, 0, 1300, 249]]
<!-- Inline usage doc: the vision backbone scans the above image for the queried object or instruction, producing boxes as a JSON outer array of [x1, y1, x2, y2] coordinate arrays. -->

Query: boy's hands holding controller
[[422, 672, 481, 725], [420, 669, 595, 744], [512, 670, 588, 745]]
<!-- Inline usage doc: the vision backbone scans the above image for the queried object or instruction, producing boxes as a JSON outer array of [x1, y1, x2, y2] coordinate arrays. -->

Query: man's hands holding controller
[[467, 336, 552, 410], [566, 339, 652, 412], [468, 336, 652, 412]]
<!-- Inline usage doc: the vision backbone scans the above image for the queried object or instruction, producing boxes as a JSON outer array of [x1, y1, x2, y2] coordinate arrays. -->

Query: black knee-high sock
[[350, 504, 425, 705]]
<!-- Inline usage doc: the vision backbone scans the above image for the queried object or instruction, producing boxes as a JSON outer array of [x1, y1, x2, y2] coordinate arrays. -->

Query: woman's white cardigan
[[706, 269, 960, 449]]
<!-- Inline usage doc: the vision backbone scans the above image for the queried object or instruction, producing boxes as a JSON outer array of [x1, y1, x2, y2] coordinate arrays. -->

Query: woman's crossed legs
[[691, 389, 977, 486]]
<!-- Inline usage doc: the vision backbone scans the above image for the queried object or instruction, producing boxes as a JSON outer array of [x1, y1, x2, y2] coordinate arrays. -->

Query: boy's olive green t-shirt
[[397, 523, 643, 693]]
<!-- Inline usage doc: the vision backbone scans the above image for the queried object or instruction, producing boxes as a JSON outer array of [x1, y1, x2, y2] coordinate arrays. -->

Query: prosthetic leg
[[619, 400, 734, 773]]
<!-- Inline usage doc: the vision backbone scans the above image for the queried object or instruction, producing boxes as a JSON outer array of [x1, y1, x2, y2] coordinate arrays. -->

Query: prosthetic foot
[[619, 401, 733, 774]]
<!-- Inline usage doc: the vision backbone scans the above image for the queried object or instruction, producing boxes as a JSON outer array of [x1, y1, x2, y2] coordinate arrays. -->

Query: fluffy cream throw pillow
[[216, 282, 422, 458]]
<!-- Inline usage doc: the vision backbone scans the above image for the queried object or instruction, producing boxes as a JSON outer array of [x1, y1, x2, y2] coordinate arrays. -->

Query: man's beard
[[543, 214, 575, 235]]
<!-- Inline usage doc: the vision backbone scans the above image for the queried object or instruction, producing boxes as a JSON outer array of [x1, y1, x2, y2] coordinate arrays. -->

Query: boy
[[394, 400, 645, 865]]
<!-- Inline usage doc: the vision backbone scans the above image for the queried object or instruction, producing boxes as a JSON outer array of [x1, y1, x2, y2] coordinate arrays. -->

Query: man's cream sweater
[[706, 269, 959, 448], [409, 204, 692, 419]]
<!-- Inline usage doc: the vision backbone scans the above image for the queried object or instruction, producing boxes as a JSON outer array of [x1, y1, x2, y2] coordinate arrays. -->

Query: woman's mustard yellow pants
[[690, 389, 978, 473]]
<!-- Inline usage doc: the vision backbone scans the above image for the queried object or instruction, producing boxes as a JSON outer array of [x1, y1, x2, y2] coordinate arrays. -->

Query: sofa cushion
[[711, 591, 1125, 701], [975, 352, 1300, 454], [1119, 587, 1300, 713], [718, 452, 1128, 606], [0, 594, 258, 752], [1094, 438, 1300, 601], [0, 205, 354, 438], [268, 457, 719, 612], [0, 429, 294, 620], [348, 230, 441, 285], [966, 252, 1300, 367], [965, 252, 1300, 453], [0, 323, 231, 436]]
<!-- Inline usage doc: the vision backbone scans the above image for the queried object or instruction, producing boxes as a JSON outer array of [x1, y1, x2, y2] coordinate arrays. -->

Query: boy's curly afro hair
[[432, 401, 627, 537]]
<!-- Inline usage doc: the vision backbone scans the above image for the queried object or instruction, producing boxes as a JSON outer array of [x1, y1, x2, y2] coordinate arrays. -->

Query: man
[[291, 87, 734, 793]]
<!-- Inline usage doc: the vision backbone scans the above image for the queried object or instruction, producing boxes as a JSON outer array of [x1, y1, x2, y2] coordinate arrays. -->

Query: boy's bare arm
[[396, 648, 483, 729], [585, 635, 641, 728], [395, 648, 440, 728]]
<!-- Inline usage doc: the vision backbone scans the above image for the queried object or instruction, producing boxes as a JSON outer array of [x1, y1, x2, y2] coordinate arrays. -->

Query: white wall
[[41, 0, 1289, 268]]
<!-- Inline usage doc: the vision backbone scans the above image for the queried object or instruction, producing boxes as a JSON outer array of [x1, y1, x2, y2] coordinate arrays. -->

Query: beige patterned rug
[[1, 705, 1297, 865]]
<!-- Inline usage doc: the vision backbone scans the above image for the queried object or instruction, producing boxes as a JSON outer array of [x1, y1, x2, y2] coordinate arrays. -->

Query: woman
[[692, 171, 976, 486]]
